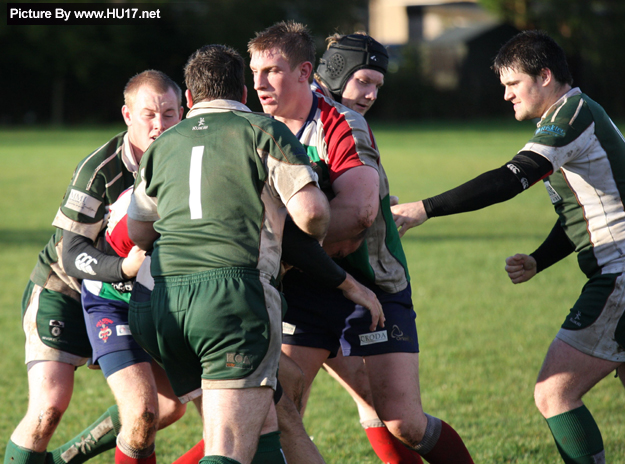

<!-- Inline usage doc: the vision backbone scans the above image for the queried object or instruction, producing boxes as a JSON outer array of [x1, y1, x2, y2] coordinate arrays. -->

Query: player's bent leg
[[535, 339, 620, 417], [277, 353, 307, 412], [46, 405, 122, 464], [151, 360, 186, 429], [9, 361, 75, 454], [535, 339, 619, 464], [202, 387, 274, 464], [324, 353, 423, 463], [324, 353, 376, 420], [366, 353, 473, 463], [280, 345, 329, 403], [276, 392, 325, 464], [106, 361, 158, 463]]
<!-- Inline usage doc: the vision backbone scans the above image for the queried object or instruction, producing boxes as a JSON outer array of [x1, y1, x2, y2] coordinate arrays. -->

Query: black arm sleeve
[[281, 217, 347, 288], [530, 220, 575, 273], [424, 151, 553, 218], [62, 230, 126, 282]]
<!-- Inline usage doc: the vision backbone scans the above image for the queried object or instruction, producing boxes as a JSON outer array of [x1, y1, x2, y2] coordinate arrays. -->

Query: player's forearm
[[62, 230, 125, 282], [530, 220, 575, 273], [281, 217, 347, 288], [424, 151, 553, 218]]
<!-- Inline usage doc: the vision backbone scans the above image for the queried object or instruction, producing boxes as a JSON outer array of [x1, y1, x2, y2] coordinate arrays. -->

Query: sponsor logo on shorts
[[49, 320, 64, 338], [359, 330, 388, 346], [96, 318, 114, 342], [282, 322, 296, 335], [111, 281, 134, 293], [65, 189, 102, 218], [391, 325, 412, 342], [192, 117, 209, 131], [226, 352, 253, 370], [116, 325, 132, 336]]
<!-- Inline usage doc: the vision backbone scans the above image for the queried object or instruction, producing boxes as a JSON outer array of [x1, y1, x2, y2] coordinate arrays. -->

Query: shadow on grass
[[0, 229, 54, 248]]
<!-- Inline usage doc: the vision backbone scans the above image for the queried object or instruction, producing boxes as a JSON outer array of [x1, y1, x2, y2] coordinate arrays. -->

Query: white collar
[[121, 132, 139, 174], [187, 99, 251, 118]]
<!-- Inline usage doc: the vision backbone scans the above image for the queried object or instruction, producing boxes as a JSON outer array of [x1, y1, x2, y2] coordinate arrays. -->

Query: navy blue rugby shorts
[[82, 285, 151, 376], [281, 270, 419, 357]]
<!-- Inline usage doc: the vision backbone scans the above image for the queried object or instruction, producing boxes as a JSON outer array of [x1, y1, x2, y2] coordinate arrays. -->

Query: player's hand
[[505, 253, 537, 284], [121, 246, 147, 279], [389, 195, 399, 206], [337, 273, 385, 331], [391, 201, 428, 237]]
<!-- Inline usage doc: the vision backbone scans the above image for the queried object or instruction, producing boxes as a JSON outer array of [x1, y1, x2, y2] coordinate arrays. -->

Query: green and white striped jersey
[[523, 88, 625, 277], [30, 132, 137, 295]]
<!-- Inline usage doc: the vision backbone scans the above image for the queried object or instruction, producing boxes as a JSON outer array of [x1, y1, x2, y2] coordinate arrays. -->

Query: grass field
[[2, 121, 625, 463]]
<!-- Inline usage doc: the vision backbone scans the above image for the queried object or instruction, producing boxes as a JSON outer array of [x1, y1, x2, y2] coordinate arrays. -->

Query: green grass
[[1, 121, 625, 463]]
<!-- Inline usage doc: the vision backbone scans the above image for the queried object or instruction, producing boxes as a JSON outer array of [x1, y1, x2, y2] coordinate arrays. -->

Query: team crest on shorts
[[96, 318, 114, 343], [226, 352, 253, 370], [49, 320, 65, 338]]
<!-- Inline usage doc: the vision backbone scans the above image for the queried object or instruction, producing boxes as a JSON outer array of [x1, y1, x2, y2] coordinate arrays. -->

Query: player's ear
[[299, 61, 313, 83], [121, 105, 132, 126], [241, 85, 248, 105], [185, 89, 194, 109], [540, 68, 553, 87]]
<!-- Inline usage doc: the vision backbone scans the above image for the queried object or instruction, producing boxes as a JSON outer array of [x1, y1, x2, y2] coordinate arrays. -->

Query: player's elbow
[[355, 199, 379, 231], [298, 201, 330, 241]]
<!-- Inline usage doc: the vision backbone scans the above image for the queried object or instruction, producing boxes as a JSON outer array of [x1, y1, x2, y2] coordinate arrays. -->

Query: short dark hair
[[492, 30, 573, 86], [184, 44, 245, 103], [124, 70, 182, 108], [248, 20, 316, 79]]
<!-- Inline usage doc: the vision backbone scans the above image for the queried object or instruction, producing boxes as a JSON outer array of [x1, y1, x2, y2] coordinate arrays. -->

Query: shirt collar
[[295, 92, 319, 140], [187, 99, 251, 118], [541, 87, 581, 120], [121, 132, 139, 174]]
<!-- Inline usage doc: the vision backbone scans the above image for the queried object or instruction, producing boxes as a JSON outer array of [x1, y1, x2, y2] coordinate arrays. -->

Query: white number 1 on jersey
[[189, 146, 204, 219]]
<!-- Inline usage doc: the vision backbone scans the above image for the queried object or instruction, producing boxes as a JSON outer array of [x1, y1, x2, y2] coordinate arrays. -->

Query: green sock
[[4, 440, 46, 464], [251, 431, 284, 464], [46, 405, 121, 464], [199, 457, 240, 464], [546, 405, 604, 464]]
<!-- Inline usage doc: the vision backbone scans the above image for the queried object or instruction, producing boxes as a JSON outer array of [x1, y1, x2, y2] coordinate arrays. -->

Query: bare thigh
[[324, 353, 378, 422], [535, 338, 622, 418], [202, 386, 274, 464], [365, 352, 428, 445]]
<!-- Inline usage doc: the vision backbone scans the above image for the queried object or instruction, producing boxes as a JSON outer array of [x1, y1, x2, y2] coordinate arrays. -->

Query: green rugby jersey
[[522, 88, 625, 277], [129, 100, 318, 279], [30, 132, 137, 299]]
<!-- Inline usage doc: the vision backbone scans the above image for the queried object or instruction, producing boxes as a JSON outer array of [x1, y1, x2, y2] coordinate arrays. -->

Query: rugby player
[[248, 21, 474, 463], [126, 44, 336, 464], [311, 32, 426, 464], [391, 30, 625, 464], [4, 71, 185, 464]]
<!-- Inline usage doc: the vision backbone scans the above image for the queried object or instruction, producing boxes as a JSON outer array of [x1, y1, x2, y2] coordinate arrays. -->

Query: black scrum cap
[[316, 34, 389, 101]]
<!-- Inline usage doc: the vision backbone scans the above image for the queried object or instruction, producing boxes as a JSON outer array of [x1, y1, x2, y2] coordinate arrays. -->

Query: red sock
[[172, 440, 205, 464], [420, 421, 473, 464], [365, 426, 424, 464], [115, 447, 156, 464]]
